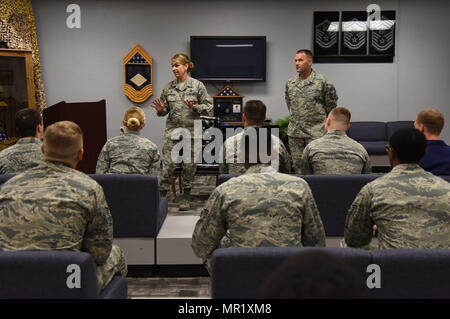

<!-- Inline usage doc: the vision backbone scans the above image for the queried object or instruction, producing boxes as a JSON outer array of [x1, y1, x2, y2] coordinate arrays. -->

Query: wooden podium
[[43, 100, 107, 174]]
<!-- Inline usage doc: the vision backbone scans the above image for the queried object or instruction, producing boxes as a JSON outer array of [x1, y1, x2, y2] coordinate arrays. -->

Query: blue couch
[[0, 251, 127, 299], [210, 247, 450, 299], [89, 174, 168, 239], [218, 174, 381, 237], [347, 121, 414, 155], [218, 174, 450, 237]]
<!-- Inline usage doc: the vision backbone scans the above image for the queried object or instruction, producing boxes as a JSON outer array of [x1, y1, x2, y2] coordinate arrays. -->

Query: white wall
[[33, 0, 450, 148]]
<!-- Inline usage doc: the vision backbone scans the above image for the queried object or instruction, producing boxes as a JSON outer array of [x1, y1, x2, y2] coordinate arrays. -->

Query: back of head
[[123, 106, 145, 131], [258, 250, 371, 299], [389, 127, 427, 163], [329, 106, 351, 126], [15, 108, 42, 138], [416, 108, 445, 136], [171, 52, 194, 72], [244, 100, 266, 124], [240, 127, 273, 166], [43, 121, 83, 162]]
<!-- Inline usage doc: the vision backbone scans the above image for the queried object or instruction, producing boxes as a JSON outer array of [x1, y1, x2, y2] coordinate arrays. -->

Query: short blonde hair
[[416, 109, 445, 135], [43, 121, 83, 161], [123, 106, 145, 131], [329, 107, 351, 125], [171, 53, 194, 72]]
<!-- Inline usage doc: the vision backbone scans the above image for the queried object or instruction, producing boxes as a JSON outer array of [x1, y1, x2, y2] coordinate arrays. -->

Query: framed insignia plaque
[[369, 11, 396, 56], [341, 11, 368, 56], [123, 44, 153, 103], [314, 12, 339, 56], [313, 10, 396, 63]]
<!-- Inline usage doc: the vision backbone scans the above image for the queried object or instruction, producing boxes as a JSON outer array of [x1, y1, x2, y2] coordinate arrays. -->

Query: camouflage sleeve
[[191, 190, 226, 261], [157, 85, 170, 117], [195, 82, 213, 115], [148, 147, 161, 174], [301, 185, 326, 246], [344, 185, 374, 248], [95, 144, 110, 174], [82, 185, 114, 265], [363, 152, 372, 174], [323, 80, 338, 115], [300, 146, 313, 175], [278, 141, 292, 174], [285, 81, 292, 113]]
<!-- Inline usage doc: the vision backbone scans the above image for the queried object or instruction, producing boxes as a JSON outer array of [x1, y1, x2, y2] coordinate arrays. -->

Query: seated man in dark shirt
[[414, 108, 450, 175]]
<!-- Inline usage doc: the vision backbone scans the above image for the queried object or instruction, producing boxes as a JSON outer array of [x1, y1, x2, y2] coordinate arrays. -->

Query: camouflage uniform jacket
[[0, 160, 113, 265], [192, 164, 326, 261], [157, 77, 213, 137], [301, 129, 371, 174], [219, 125, 292, 174], [345, 163, 450, 249], [0, 137, 43, 174], [96, 131, 160, 174], [285, 70, 338, 139]]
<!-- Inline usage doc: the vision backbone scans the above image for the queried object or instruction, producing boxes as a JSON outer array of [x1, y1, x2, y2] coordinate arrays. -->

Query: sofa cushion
[[210, 247, 371, 299], [0, 251, 99, 299], [371, 249, 450, 299], [301, 174, 381, 236], [347, 121, 387, 141], [386, 121, 414, 139], [90, 174, 168, 238], [359, 141, 389, 155]]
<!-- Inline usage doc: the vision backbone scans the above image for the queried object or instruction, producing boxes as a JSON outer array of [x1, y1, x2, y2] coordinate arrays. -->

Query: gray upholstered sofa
[[90, 174, 168, 265], [210, 246, 450, 299], [347, 121, 414, 155], [0, 251, 127, 299], [217, 174, 450, 237]]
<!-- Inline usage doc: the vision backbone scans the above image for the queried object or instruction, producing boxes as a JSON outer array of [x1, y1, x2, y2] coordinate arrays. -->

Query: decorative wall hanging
[[123, 44, 153, 103], [0, 0, 46, 112], [313, 10, 396, 63]]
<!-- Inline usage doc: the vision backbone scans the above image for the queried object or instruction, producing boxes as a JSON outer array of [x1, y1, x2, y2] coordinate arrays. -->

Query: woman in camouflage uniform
[[151, 53, 212, 210], [96, 106, 160, 174]]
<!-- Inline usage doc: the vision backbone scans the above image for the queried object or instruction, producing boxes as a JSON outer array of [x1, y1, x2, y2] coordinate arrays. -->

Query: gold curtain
[[0, 0, 46, 112]]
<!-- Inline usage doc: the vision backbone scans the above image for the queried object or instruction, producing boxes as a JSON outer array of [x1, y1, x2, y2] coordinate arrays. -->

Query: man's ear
[[77, 147, 84, 161]]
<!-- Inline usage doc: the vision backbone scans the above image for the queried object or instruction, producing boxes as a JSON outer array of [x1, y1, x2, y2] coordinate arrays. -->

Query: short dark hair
[[257, 250, 372, 299], [244, 100, 266, 123], [15, 108, 42, 138], [389, 127, 427, 163], [296, 49, 313, 58]]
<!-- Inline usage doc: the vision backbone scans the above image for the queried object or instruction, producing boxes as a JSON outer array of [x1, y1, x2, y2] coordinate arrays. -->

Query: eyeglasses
[[385, 144, 390, 152]]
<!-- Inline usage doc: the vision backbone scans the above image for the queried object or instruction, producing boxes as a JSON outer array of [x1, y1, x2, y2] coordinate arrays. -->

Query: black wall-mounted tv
[[190, 36, 266, 82]]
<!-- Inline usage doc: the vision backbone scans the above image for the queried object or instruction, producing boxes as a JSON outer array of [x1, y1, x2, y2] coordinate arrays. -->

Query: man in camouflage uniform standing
[[285, 49, 338, 173], [220, 100, 292, 174], [0, 108, 44, 174], [344, 127, 450, 249], [151, 53, 212, 210], [0, 121, 127, 291], [192, 130, 325, 268], [301, 107, 371, 174]]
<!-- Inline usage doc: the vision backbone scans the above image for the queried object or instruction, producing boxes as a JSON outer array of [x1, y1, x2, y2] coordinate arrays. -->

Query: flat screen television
[[190, 36, 266, 81]]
